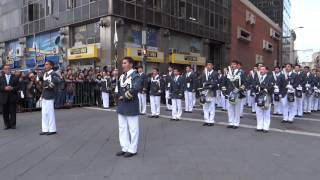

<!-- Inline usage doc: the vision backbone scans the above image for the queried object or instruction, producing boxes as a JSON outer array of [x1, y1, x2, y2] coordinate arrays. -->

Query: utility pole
[[142, 0, 147, 74]]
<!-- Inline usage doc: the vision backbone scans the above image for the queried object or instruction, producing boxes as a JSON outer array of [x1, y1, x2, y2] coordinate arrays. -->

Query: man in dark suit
[[0, 64, 19, 130], [170, 68, 184, 121]]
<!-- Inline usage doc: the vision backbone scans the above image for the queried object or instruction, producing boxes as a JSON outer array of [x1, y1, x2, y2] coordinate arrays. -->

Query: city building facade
[[0, 0, 232, 73], [249, 0, 292, 65], [229, 0, 281, 72]]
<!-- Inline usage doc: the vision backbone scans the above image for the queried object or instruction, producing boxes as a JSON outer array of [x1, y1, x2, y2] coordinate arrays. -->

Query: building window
[[28, 3, 40, 22], [46, 0, 53, 16], [179, 0, 186, 18], [66, 0, 75, 10], [263, 40, 273, 52]]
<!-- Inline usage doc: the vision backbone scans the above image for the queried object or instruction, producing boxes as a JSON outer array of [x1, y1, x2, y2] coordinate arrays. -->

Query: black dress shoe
[[256, 129, 263, 132], [170, 118, 175, 121], [116, 151, 126, 156], [202, 123, 208, 126], [288, 121, 293, 124], [233, 126, 239, 129], [39, 132, 48, 135], [175, 119, 180, 121], [281, 120, 287, 123], [166, 109, 172, 111], [46, 132, 57, 135], [227, 125, 233, 128], [123, 152, 137, 158], [154, 115, 160, 118], [263, 130, 269, 133], [148, 115, 154, 118], [208, 123, 214, 126], [3, 127, 10, 130]]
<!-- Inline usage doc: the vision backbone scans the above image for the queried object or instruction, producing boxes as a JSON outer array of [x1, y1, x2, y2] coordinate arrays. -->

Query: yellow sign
[[124, 48, 164, 63], [169, 53, 206, 66], [67, 44, 99, 60]]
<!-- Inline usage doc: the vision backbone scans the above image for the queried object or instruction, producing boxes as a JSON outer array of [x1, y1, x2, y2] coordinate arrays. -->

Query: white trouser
[[273, 100, 282, 114], [216, 90, 222, 107], [221, 93, 227, 110], [256, 106, 271, 130], [118, 114, 139, 154], [295, 97, 303, 116], [41, 99, 56, 133], [247, 90, 252, 107], [281, 96, 296, 122], [193, 92, 196, 107], [165, 90, 172, 110], [251, 95, 256, 113], [240, 98, 245, 116], [303, 93, 312, 113], [227, 100, 241, 126], [138, 93, 147, 114], [313, 96, 319, 111], [150, 95, 160, 116], [203, 98, 216, 123], [101, 92, 109, 108], [184, 91, 193, 112], [172, 99, 182, 119]]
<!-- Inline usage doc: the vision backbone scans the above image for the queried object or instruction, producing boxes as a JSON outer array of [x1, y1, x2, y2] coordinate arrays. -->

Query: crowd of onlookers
[[0, 65, 120, 112]]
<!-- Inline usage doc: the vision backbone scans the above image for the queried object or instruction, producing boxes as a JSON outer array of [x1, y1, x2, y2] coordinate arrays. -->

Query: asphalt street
[[0, 105, 320, 180]]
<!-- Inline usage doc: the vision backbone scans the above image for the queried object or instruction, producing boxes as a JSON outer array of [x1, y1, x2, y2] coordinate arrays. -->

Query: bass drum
[[229, 89, 239, 105], [287, 92, 295, 102]]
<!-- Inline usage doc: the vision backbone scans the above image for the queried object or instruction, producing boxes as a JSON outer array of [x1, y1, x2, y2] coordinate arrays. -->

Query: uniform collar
[[126, 69, 135, 77]]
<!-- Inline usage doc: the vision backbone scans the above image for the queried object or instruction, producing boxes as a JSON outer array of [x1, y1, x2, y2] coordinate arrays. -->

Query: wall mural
[[26, 31, 60, 68]]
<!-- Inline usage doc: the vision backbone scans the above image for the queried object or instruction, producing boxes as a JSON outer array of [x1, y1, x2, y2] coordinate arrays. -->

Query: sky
[[292, 0, 320, 62]]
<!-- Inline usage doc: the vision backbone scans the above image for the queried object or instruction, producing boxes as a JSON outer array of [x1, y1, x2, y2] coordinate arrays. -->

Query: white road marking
[[85, 107, 320, 138]]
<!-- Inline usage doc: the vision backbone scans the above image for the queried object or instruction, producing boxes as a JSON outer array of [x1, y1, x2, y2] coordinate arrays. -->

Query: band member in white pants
[[116, 57, 141, 158], [137, 66, 147, 115], [223, 60, 246, 129], [148, 68, 163, 118], [164, 66, 173, 111], [279, 64, 298, 123], [199, 63, 219, 126], [39, 61, 61, 136], [101, 71, 111, 108], [170, 69, 184, 121], [253, 66, 273, 133], [183, 65, 196, 113]]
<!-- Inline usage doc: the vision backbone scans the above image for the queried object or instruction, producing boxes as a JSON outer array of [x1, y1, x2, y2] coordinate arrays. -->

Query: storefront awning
[[67, 44, 99, 60], [169, 53, 206, 66], [124, 48, 164, 63]]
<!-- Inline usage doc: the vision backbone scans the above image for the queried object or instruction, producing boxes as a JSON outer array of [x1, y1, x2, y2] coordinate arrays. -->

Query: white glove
[[286, 84, 293, 89]]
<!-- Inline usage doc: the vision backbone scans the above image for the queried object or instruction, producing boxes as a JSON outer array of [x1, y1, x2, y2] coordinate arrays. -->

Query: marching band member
[[220, 68, 228, 111], [294, 65, 304, 117], [148, 68, 164, 118], [216, 69, 223, 108], [222, 60, 246, 129], [311, 69, 319, 112], [199, 63, 219, 126], [253, 66, 274, 133], [39, 61, 61, 135], [170, 68, 184, 121], [116, 57, 141, 158], [279, 63, 298, 123], [247, 66, 259, 113], [101, 71, 111, 109], [314, 71, 320, 111], [137, 66, 147, 115], [183, 65, 196, 113], [272, 66, 282, 115], [302, 66, 313, 114], [164, 66, 174, 111], [237, 62, 246, 117]]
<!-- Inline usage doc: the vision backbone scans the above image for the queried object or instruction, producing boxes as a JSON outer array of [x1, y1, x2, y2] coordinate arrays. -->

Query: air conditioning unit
[[237, 27, 251, 42], [246, 10, 256, 25], [16, 47, 24, 57], [270, 28, 281, 40], [263, 40, 273, 52]]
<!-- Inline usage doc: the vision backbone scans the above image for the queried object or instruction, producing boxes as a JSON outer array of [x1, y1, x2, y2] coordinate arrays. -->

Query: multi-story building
[[0, 0, 232, 73], [229, 0, 281, 72], [249, 0, 292, 65]]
